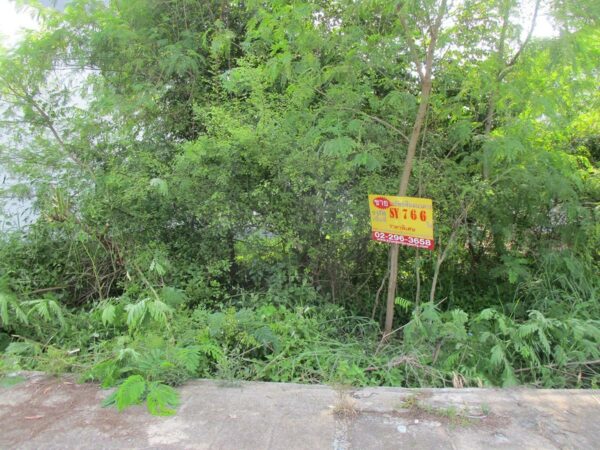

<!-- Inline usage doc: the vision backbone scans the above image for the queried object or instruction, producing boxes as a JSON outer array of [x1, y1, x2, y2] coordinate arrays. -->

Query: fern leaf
[[0, 292, 10, 326], [149, 178, 169, 197], [147, 299, 173, 325], [497, 315, 509, 335], [321, 136, 355, 157], [442, 351, 462, 370], [5, 341, 40, 356], [13, 304, 28, 325], [160, 287, 187, 307], [28, 299, 50, 322], [39, 300, 51, 321], [501, 366, 518, 387], [395, 297, 413, 312], [101, 390, 117, 408], [87, 359, 120, 388], [477, 308, 496, 321], [175, 346, 201, 373], [101, 303, 116, 326], [450, 309, 469, 325], [208, 312, 225, 336], [529, 310, 549, 327], [115, 375, 146, 411], [125, 299, 148, 330], [117, 347, 140, 362], [198, 340, 225, 363], [253, 326, 280, 352], [47, 299, 65, 327], [479, 331, 495, 343], [421, 302, 441, 323], [553, 345, 567, 367], [536, 329, 551, 354], [517, 323, 538, 338], [490, 344, 505, 368], [146, 382, 180, 416]]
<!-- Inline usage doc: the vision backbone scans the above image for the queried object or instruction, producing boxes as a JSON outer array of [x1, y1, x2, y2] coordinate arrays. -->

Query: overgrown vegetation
[[0, 0, 599, 415]]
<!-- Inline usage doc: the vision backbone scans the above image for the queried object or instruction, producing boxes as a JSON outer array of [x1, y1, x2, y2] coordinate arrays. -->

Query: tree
[[0, 0, 597, 336], [383, 0, 448, 335]]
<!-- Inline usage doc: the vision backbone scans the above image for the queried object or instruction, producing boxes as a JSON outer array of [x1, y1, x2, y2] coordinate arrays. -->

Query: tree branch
[[1, 76, 93, 177], [313, 87, 410, 142], [498, 0, 541, 81], [397, 13, 425, 81]]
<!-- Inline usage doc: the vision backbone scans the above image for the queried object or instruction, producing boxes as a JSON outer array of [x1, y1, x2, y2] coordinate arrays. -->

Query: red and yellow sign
[[368, 194, 434, 250]]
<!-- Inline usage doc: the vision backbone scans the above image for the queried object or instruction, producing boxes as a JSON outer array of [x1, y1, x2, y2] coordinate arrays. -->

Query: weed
[[332, 385, 358, 419], [481, 403, 491, 416], [399, 396, 471, 427], [215, 358, 243, 387], [102, 375, 180, 416], [400, 394, 421, 410]]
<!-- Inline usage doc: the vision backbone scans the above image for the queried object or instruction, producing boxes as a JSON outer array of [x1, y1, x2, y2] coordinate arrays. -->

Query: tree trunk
[[382, 0, 447, 336], [384, 79, 433, 335]]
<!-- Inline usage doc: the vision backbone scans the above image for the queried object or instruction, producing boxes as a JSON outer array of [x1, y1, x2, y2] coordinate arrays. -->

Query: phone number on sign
[[372, 232, 434, 249]]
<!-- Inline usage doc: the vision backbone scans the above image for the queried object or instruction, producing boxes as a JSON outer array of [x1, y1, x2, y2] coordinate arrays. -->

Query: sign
[[368, 194, 434, 250]]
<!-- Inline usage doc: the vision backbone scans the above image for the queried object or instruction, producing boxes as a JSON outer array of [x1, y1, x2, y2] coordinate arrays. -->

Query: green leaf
[[537, 329, 551, 354], [115, 375, 146, 411], [150, 258, 167, 276], [517, 323, 538, 338], [101, 303, 116, 326], [421, 302, 441, 323], [501, 366, 518, 387], [490, 344, 505, 368], [448, 120, 473, 145], [47, 299, 65, 327], [0, 292, 10, 326], [210, 28, 236, 59], [125, 299, 147, 331], [351, 152, 381, 170], [23, 298, 65, 326], [146, 382, 180, 416], [382, 90, 416, 116], [149, 178, 169, 197], [160, 287, 186, 308], [175, 346, 201, 373], [197, 338, 225, 364], [101, 390, 117, 408], [321, 137, 356, 157], [147, 299, 173, 325], [394, 297, 413, 311], [450, 309, 469, 325], [5, 341, 40, 356], [477, 309, 497, 321], [87, 360, 120, 388]]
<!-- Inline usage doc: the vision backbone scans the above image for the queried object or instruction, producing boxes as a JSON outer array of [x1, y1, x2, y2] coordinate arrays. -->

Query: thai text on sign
[[368, 194, 434, 250]]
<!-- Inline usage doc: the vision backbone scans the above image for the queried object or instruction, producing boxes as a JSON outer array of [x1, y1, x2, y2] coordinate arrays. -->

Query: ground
[[1, 372, 599, 449]]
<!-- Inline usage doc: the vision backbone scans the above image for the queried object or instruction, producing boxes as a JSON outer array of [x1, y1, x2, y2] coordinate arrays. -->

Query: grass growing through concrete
[[332, 385, 358, 419], [398, 394, 473, 427]]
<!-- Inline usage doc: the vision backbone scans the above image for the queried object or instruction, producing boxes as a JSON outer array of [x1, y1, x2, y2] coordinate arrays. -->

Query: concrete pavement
[[1, 372, 599, 449]]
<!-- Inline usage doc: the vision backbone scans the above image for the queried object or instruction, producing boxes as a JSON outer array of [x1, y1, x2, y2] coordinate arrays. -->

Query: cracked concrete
[[1, 372, 599, 449]]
